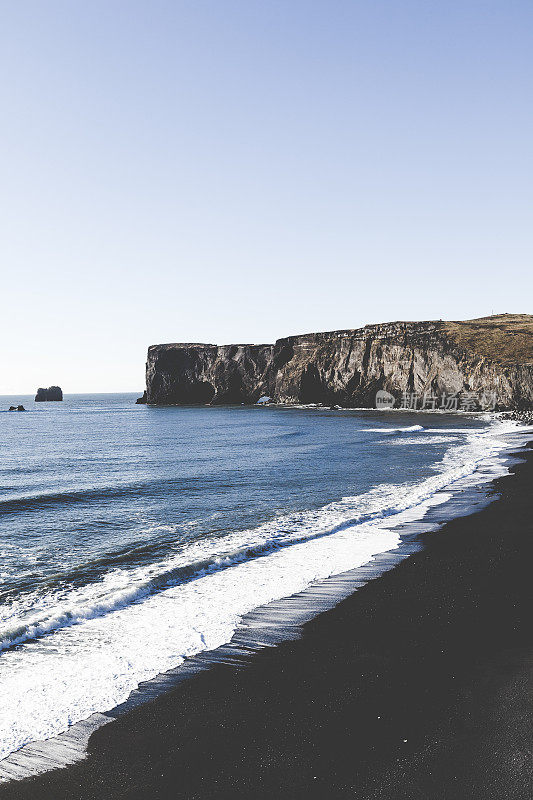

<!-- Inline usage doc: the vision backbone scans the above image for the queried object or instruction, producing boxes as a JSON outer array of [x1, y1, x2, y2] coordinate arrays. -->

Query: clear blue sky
[[1, 0, 531, 392]]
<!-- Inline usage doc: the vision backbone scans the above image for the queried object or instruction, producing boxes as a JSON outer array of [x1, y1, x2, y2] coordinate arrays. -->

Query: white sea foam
[[0, 419, 528, 762], [381, 435, 461, 446], [363, 424, 425, 433]]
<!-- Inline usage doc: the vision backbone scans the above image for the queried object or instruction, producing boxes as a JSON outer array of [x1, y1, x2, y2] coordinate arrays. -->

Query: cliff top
[[148, 314, 533, 366], [148, 343, 272, 351], [444, 314, 533, 365], [148, 343, 217, 350], [280, 314, 533, 365]]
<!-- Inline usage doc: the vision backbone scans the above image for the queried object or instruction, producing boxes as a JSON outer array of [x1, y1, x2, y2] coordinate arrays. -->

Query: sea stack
[[35, 386, 63, 402]]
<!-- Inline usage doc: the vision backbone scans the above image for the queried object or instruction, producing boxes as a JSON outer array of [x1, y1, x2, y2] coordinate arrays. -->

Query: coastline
[[1, 435, 532, 798]]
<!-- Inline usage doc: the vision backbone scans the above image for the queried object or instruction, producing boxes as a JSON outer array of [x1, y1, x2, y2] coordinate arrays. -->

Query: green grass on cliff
[[444, 314, 533, 365]]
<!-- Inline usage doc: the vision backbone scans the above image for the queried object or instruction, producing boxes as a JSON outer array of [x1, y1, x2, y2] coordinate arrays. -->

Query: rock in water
[[35, 386, 63, 402]]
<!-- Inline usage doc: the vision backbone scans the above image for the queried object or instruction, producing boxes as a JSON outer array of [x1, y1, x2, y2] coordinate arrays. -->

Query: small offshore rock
[[35, 386, 63, 402]]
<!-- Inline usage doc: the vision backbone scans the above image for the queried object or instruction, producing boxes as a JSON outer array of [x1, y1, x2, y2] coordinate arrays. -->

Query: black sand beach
[[2, 444, 533, 800]]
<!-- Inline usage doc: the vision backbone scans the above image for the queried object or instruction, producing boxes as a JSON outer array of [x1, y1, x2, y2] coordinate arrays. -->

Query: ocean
[[0, 394, 524, 762]]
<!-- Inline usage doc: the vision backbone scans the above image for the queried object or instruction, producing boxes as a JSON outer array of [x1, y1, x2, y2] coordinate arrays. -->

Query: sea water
[[0, 395, 525, 760]]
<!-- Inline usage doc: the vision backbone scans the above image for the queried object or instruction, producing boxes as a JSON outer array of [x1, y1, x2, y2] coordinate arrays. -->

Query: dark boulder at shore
[[8, 405, 25, 411], [135, 391, 147, 404], [35, 386, 63, 402], [500, 409, 533, 425]]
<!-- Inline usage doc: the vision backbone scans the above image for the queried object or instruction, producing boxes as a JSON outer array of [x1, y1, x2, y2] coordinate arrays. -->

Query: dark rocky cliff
[[145, 344, 273, 405], [142, 316, 533, 410]]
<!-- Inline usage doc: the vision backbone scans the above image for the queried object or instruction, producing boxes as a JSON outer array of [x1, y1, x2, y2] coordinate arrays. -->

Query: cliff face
[[143, 316, 533, 410], [145, 343, 273, 405]]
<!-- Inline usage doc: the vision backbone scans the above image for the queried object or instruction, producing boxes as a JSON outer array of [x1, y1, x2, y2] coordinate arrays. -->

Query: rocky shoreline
[[500, 410, 533, 425]]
